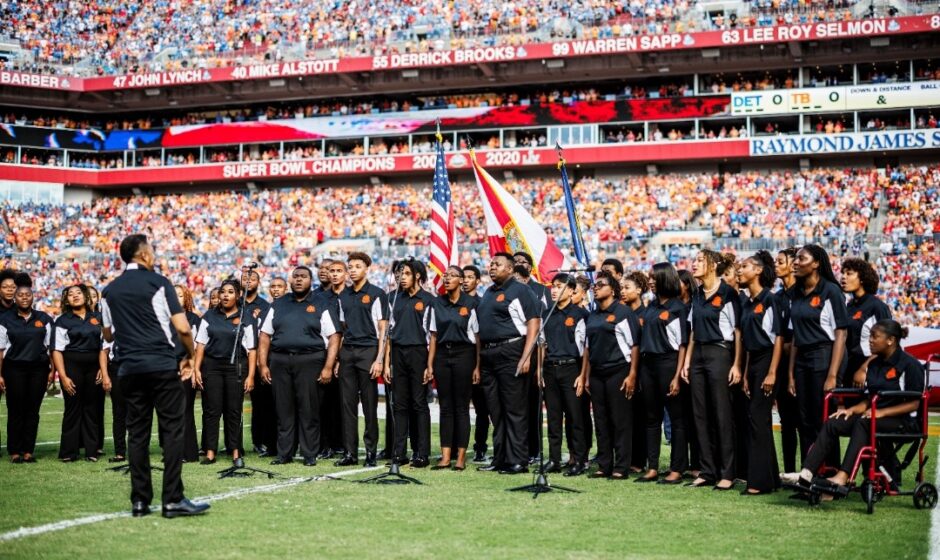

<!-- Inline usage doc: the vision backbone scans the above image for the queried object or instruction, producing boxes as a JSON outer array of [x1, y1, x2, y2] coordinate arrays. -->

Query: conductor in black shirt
[[100, 234, 209, 518]]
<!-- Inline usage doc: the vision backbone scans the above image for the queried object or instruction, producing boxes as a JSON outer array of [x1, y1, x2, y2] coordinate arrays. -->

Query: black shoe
[[131, 501, 151, 517], [527, 455, 541, 466], [334, 455, 357, 467], [270, 457, 293, 465], [564, 464, 587, 477], [23, 456, 36, 464], [477, 462, 500, 472], [162, 498, 210, 519], [232, 457, 245, 469], [200, 457, 216, 465], [363, 452, 377, 468], [377, 449, 390, 461], [472, 451, 487, 463], [257, 450, 275, 458], [411, 457, 430, 468], [317, 449, 332, 460], [499, 464, 528, 475], [109, 455, 126, 463], [540, 461, 562, 474], [11, 456, 24, 464], [303, 458, 317, 467], [252, 445, 266, 455]]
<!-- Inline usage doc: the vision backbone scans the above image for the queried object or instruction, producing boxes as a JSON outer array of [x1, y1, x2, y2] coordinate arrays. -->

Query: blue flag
[[557, 148, 589, 268]]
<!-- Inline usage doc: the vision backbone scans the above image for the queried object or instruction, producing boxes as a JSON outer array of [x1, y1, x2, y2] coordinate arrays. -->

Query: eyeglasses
[[443, 273, 462, 279]]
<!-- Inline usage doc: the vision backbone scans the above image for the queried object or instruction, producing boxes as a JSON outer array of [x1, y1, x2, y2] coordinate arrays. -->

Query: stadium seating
[[2, 165, 936, 327], [0, 0, 897, 77]]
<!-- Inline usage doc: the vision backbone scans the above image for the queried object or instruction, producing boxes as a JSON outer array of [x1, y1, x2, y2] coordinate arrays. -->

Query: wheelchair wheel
[[913, 483, 938, 510], [862, 483, 876, 514]]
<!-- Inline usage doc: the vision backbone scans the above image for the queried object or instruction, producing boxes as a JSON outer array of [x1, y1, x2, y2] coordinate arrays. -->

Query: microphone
[[242, 262, 260, 270], [551, 264, 596, 273]]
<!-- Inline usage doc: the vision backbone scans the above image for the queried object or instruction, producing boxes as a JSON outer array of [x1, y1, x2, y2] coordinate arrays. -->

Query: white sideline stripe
[[931, 439, 940, 560], [0, 466, 379, 543]]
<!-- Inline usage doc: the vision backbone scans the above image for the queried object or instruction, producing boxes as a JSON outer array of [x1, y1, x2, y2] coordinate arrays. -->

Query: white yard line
[[930, 439, 940, 560], [0, 466, 379, 542]]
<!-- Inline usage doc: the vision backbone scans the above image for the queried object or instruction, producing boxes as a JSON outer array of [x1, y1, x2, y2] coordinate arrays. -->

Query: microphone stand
[[219, 268, 278, 480], [508, 281, 581, 498], [359, 264, 422, 485]]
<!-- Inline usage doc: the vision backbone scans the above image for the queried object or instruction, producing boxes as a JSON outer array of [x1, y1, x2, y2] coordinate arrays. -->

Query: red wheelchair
[[801, 385, 938, 513]]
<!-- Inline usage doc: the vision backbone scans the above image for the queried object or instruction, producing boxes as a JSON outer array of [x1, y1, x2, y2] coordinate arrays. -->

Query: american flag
[[429, 128, 457, 291]]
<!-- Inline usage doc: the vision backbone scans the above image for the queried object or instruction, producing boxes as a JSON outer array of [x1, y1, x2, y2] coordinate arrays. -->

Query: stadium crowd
[[0, 164, 937, 326], [0, 0, 926, 77]]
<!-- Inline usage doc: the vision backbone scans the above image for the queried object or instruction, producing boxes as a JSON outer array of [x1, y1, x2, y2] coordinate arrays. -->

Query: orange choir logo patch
[[415, 301, 425, 311], [496, 294, 505, 303], [34, 320, 44, 328], [89, 317, 100, 325], [810, 296, 821, 308], [659, 311, 670, 321], [232, 318, 240, 325], [564, 317, 575, 327], [754, 303, 764, 314], [852, 310, 863, 320], [306, 305, 316, 313], [711, 296, 723, 308], [362, 294, 371, 304], [885, 368, 897, 380], [606, 314, 616, 323], [458, 307, 469, 317]]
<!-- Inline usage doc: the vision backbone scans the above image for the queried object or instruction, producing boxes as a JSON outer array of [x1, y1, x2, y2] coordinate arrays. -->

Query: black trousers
[[631, 380, 647, 471], [122, 370, 186, 506], [391, 345, 430, 460], [338, 345, 380, 458], [4, 360, 47, 455], [640, 352, 687, 473], [526, 349, 541, 458], [250, 374, 277, 452], [59, 351, 104, 459], [471, 384, 489, 454], [181, 377, 199, 461], [109, 362, 128, 457], [745, 349, 779, 492], [319, 373, 342, 453], [794, 344, 844, 465], [480, 339, 528, 466], [681, 375, 701, 472], [775, 353, 801, 472], [270, 352, 324, 461], [543, 360, 586, 464], [581, 389, 594, 456], [202, 357, 245, 455], [805, 415, 914, 475], [689, 344, 736, 481], [590, 364, 633, 474], [435, 343, 476, 449]]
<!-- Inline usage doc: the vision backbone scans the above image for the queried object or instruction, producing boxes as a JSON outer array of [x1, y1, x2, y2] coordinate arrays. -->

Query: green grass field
[[0, 395, 935, 559]]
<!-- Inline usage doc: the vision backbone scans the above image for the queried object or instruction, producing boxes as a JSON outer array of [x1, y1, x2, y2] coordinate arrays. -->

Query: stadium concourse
[[0, 164, 938, 327]]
